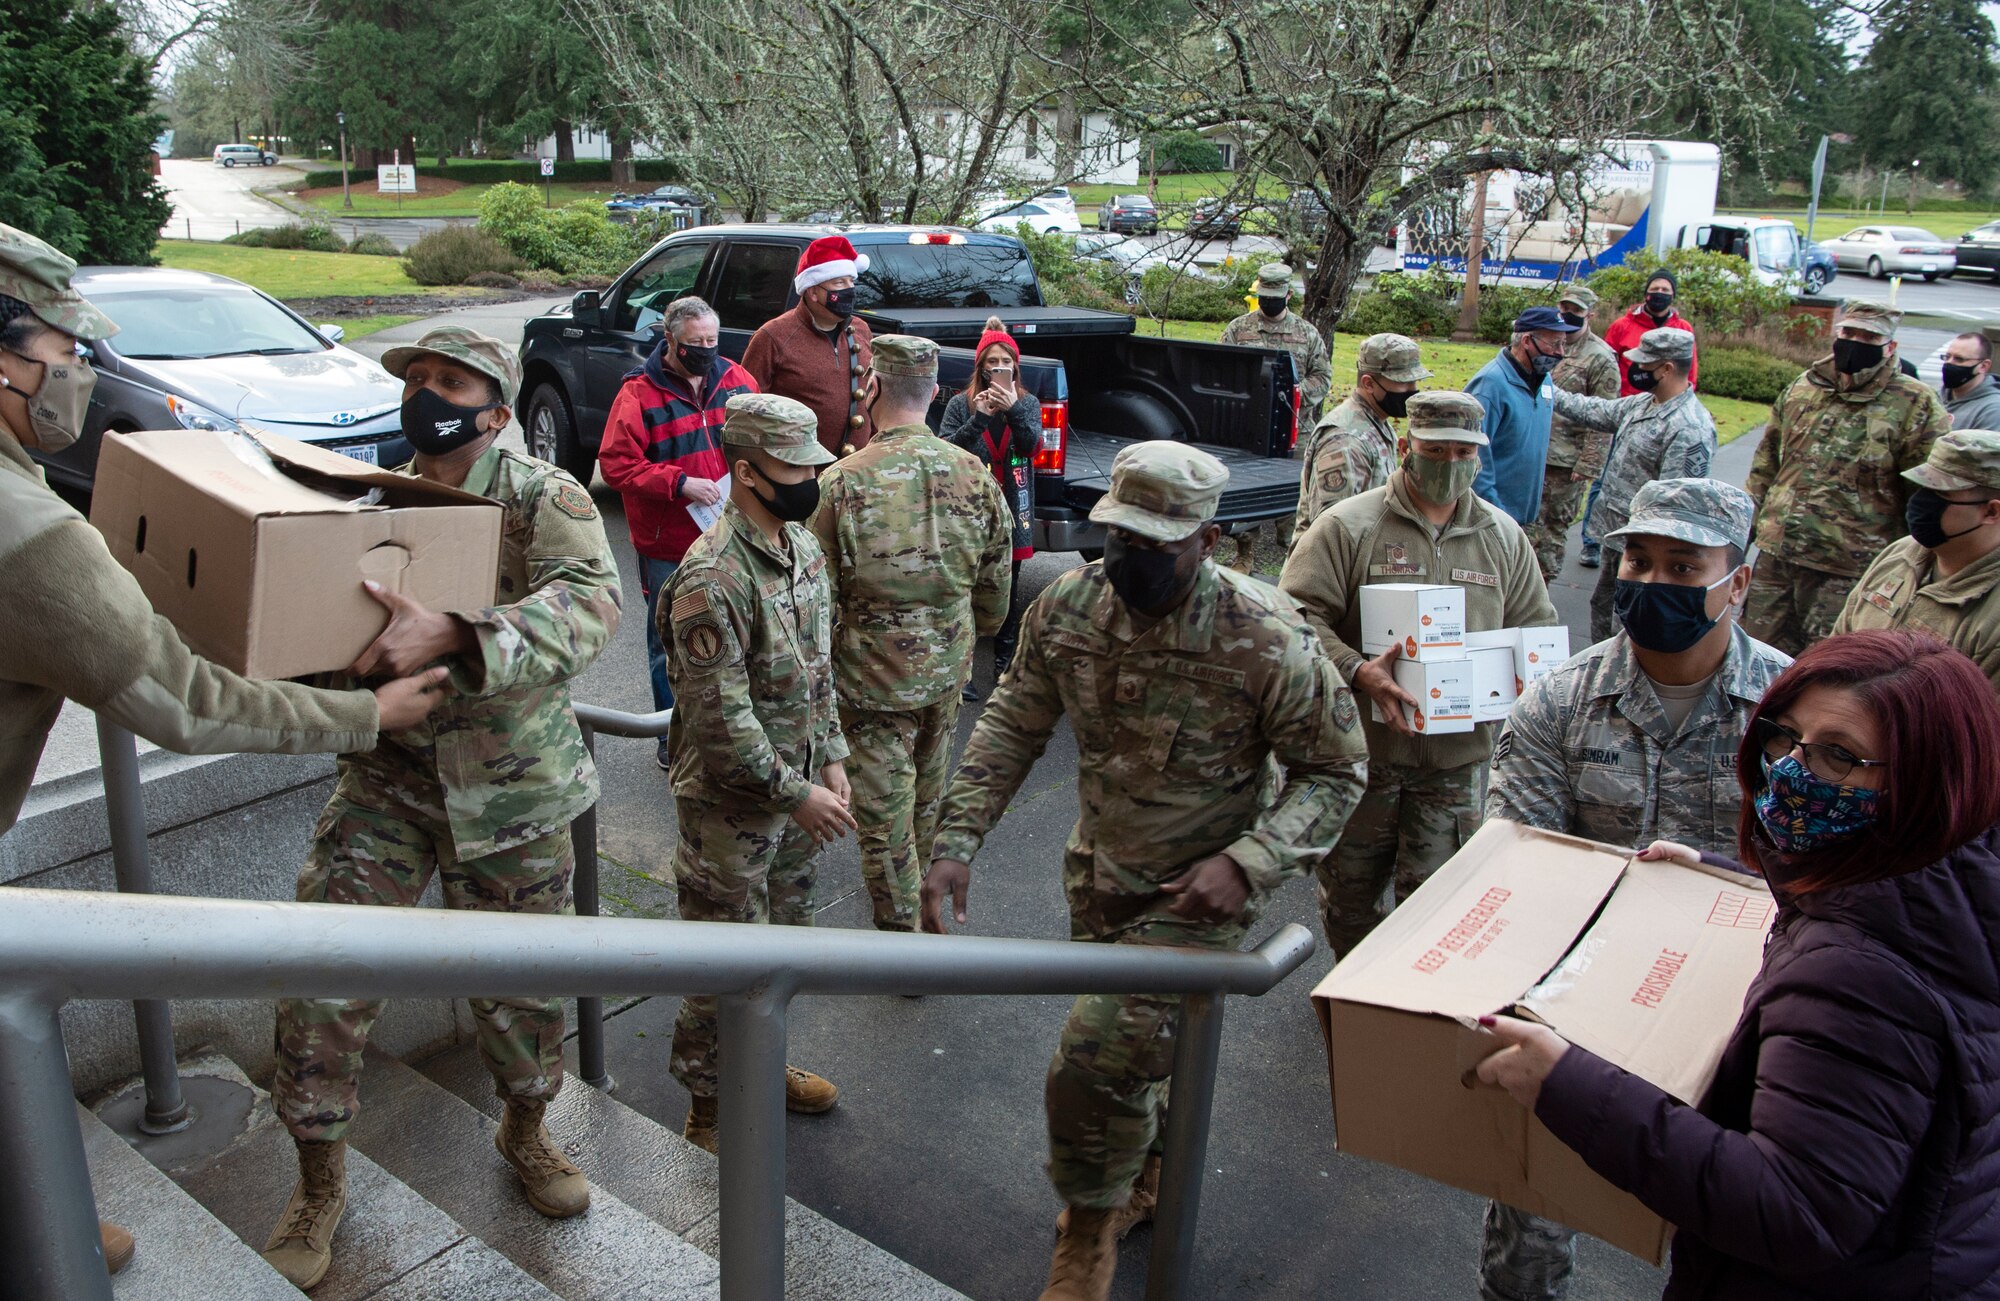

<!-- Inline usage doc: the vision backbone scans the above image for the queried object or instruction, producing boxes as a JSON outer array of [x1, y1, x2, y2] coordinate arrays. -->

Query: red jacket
[[597, 346, 757, 561], [1603, 305, 1699, 397]]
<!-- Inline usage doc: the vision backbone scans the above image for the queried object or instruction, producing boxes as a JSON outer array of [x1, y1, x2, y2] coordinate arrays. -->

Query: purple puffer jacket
[[1536, 825, 2000, 1300]]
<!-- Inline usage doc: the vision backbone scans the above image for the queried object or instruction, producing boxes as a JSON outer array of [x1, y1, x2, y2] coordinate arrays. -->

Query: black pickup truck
[[515, 224, 1301, 558]]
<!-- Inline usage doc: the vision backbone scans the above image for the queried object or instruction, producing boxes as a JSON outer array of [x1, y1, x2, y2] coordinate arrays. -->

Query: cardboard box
[[1312, 820, 1776, 1264], [92, 429, 503, 679], [1371, 655, 1474, 734], [1361, 583, 1465, 662], [1468, 626, 1574, 695], [1468, 645, 1519, 722]]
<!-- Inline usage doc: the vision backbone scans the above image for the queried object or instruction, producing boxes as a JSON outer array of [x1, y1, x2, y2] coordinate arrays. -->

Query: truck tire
[[525, 382, 595, 485]]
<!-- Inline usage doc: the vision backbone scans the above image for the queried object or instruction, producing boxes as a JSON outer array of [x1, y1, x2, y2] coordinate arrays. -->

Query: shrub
[[1145, 130, 1223, 175], [1695, 346, 1802, 405], [464, 269, 523, 289], [1335, 266, 1459, 337], [474, 184, 634, 276], [299, 158, 687, 189], [401, 226, 523, 285], [1584, 248, 1795, 334], [1011, 226, 1130, 310], [220, 222, 345, 252], [344, 233, 399, 257], [1133, 258, 1263, 322]]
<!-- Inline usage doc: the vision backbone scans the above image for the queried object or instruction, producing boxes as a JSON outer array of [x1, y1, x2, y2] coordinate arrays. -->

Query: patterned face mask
[[1753, 753, 1882, 855]]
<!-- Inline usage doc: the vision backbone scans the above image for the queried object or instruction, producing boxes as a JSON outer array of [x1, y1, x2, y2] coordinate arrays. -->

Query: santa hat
[[976, 315, 1019, 363], [794, 236, 870, 294]]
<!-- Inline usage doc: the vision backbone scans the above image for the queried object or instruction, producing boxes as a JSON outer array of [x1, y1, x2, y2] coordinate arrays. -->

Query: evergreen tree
[[1854, 0, 1999, 191]]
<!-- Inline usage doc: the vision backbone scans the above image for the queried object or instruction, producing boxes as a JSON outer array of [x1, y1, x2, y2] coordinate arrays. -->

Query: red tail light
[[1036, 400, 1068, 473], [1288, 387, 1301, 451]]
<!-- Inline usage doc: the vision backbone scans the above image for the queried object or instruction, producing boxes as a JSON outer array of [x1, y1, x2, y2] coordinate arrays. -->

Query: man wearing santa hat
[[742, 235, 877, 458]]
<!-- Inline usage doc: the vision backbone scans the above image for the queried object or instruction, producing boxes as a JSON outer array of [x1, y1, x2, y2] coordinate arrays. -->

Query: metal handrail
[[0, 888, 1312, 1301]]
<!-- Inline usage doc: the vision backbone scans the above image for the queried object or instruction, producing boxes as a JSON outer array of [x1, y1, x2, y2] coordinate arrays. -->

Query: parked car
[[973, 199, 1082, 235], [27, 267, 408, 494], [1098, 195, 1159, 235], [1285, 189, 1330, 236], [604, 184, 715, 227], [1819, 225, 1957, 281], [1954, 220, 2000, 280], [1069, 231, 1171, 303], [212, 143, 277, 168], [1684, 218, 1837, 293], [1030, 187, 1077, 215], [1188, 198, 1245, 240], [1799, 239, 1838, 294]]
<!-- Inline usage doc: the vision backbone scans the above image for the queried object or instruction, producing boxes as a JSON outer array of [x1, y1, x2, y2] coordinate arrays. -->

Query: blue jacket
[[1464, 349, 1553, 525]]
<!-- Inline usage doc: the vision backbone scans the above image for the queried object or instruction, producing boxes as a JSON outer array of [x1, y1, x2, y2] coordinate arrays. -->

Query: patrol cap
[[721, 392, 835, 466], [1404, 390, 1487, 445], [1514, 305, 1579, 334], [1556, 283, 1598, 312], [1253, 263, 1294, 295], [1088, 441, 1228, 542], [1624, 326, 1695, 366], [382, 326, 523, 405], [0, 223, 117, 341], [1357, 333, 1432, 383], [1834, 300, 1901, 340], [870, 333, 938, 379], [1903, 429, 2000, 493], [1605, 477, 1755, 552]]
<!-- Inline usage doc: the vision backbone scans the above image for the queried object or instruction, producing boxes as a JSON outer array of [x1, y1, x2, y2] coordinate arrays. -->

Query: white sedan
[[1818, 225, 1957, 281], [972, 199, 1083, 235]]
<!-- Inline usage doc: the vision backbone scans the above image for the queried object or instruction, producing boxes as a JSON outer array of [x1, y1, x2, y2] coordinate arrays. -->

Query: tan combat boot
[[684, 1095, 719, 1153], [783, 1065, 839, 1114], [1040, 1205, 1117, 1300], [496, 1097, 590, 1218], [99, 1221, 135, 1276], [1056, 1155, 1160, 1241], [261, 1138, 346, 1289]]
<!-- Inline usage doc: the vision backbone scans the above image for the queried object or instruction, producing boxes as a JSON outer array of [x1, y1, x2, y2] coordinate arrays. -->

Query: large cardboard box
[[1312, 820, 1776, 1264], [1360, 583, 1465, 663], [92, 429, 503, 679], [1371, 655, 1474, 734]]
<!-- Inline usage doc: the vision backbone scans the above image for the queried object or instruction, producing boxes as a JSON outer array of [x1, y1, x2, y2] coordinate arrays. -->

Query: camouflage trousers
[[1317, 757, 1485, 961], [840, 697, 960, 933], [1530, 465, 1589, 583], [1743, 553, 1856, 658], [1479, 1202, 1577, 1301], [1588, 547, 1623, 644], [669, 794, 819, 1098], [1229, 518, 1295, 575], [1046, 923, 1243, 1209], [273, 797, 574, 1144]]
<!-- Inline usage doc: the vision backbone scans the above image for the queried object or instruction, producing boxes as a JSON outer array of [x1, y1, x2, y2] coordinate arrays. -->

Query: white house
[[920, 106, 1140, 187], [528, 125, 670, 163]]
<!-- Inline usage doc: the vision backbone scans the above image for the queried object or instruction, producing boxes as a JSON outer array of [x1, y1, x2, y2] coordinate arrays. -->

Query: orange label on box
[[1421, 615, 1433, 626]]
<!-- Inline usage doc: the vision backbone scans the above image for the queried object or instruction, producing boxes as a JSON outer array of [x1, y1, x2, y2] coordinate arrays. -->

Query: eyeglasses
[[1753, 717, 1888, 785]]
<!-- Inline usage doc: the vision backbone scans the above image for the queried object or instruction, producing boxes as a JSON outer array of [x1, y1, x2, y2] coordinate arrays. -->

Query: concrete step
[[349, 1047, 721, 1301], [94, 1053, 556, 1301], [415, 1039, 970, 1301]]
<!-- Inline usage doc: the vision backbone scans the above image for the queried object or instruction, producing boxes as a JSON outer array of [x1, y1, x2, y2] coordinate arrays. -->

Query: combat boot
[[1039, 1205, 1117, 1300], [1056, 1155, 1159, 1241], [261, 1138, 346, 1289], [99, 1221, 134, 1276], [784, 1065, 839, 1114], [684, 1095, 719, 1154], [496, 1096, 590, 1218]]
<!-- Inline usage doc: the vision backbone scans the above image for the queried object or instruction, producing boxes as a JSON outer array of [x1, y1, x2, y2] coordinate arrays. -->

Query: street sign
[[539, 157, 555, 178], [378, 164, 417, 194]]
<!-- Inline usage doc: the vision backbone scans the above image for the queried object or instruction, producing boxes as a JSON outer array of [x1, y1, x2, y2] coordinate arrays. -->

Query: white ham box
[[1467, 626, 1573, 695], [1467, 646, 1519, 722], [1372, 656, 1475, 735], [1361, 583, 1466, 663]]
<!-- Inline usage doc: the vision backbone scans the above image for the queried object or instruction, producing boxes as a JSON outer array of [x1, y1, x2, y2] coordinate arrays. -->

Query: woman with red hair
[[940, 315, 1040, 699], [1478, 629, 2000, 1300]]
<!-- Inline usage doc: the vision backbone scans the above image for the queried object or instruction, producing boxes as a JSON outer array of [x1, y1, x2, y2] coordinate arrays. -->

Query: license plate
[[1922, 263, 1938, 272], [336, 443, 378, 465]]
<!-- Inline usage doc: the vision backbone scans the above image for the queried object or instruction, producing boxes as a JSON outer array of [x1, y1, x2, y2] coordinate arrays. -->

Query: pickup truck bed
[[1060, 430, 1299, 526]]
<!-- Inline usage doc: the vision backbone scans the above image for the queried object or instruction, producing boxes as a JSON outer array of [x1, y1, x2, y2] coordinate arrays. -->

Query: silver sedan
[[1817, 225, 1958, 281]]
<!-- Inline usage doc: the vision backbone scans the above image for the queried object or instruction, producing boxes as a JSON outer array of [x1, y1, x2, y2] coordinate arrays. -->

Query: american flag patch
[[671, 588, 712, 621]]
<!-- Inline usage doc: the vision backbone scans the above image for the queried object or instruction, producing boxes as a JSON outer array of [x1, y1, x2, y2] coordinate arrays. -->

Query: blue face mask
[[1754, 753, 1882, 855]]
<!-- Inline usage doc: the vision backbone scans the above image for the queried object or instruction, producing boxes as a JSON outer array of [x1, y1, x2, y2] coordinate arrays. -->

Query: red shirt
[[597, 352, 757, 561], [1602, 305, 1699, 398]]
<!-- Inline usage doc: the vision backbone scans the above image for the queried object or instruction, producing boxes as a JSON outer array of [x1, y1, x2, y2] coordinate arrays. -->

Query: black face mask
[[744, 464, 821, 522], [1258, 296, 1288, 318], [1559, 310, 1587, 330], [822, 287, 857, 319], [1833, 338, 1886, 376], [1614, 575, 1731, 654], [1103, 533, 1195, 613], [1374, 386, 1412, 418], [675, 341, 718, 375], [402, 386, 500, 456], [1905, 486, 1986, 549], [1626, 363, 1661, 392], [1644, 292, 1674, 318], [1942, 362, 1981, 393]]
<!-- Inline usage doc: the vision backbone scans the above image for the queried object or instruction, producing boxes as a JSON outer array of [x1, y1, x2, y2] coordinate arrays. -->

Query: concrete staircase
[[87, 1050, 967, 1300]]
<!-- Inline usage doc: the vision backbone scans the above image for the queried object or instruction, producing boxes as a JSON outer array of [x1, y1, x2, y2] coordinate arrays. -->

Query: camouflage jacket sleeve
[[1897, 388, 1952, 473], [1300, 326, 1334, 417], [449, 475, 623, 698], [973, 473, 1015, 638], [668, 570, 818, 812], [1223, 627, 1368, 894], [1551, 386, 1641, 434], [1571, 350, 1625, 479], [931, 596, 1067, 864], [1746, 386, 1789, 505], [1660, 417, 1715, 480], [1484, 675, 1573, 833], [1277, 520, 1366, 678]]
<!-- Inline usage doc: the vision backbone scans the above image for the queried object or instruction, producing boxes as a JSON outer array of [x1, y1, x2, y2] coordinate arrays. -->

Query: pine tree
[[1854, 0, 1999, 192]]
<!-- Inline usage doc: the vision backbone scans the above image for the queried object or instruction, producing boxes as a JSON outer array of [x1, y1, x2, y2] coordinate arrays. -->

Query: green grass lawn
[[1142, 320, 1771, 444], [1720, 208, 2000, 243], [293, 180, 624, 219], [156, 239, 422, 297], [331, 313, 425, 340]]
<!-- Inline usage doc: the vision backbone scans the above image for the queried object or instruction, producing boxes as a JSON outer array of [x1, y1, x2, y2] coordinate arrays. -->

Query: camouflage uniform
[[1745, 302, 1950, 655], [1222, 263, 1333, 572], [1834, 430, 2000, 688], [1292, 333, 1431, 546], [932, 442, 1368, 1210], [661, 393, 846, 1097], [274, 330, 622, 1143], [1532, 287, 1621, 581], [1479, 478, 1789, 1301], [1278, 391, 1557, 960], [1551, 329, 1717, 640], [808, 337, 1014, 930]]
